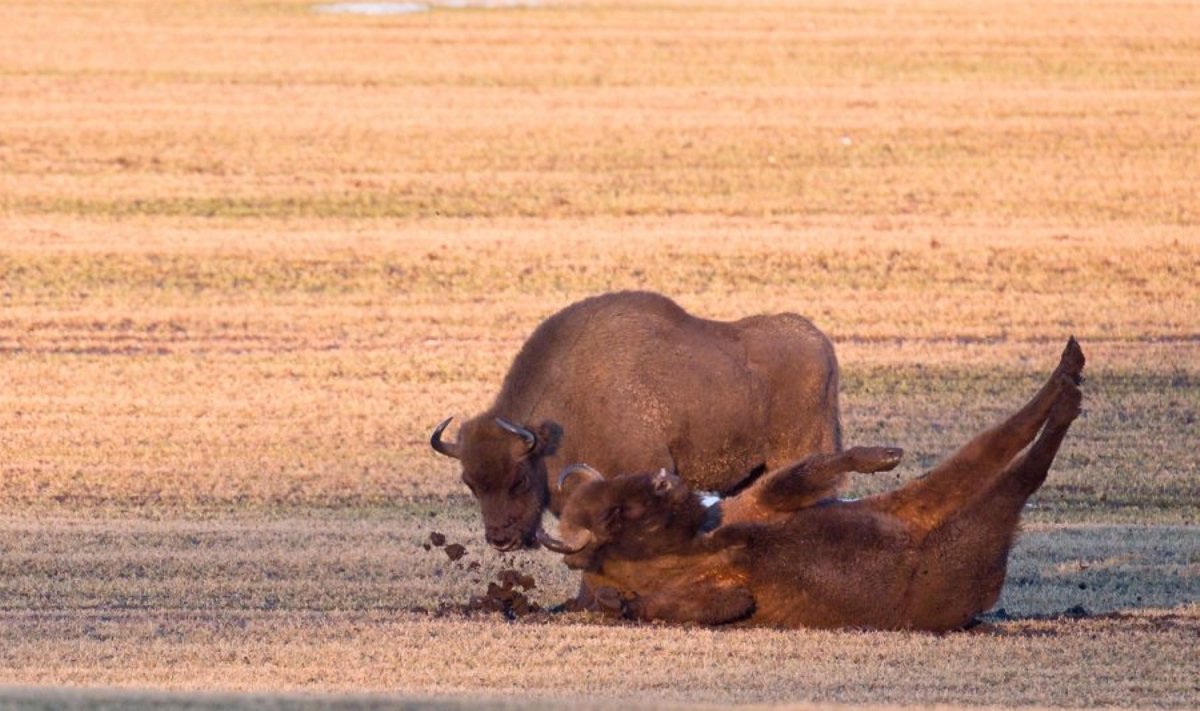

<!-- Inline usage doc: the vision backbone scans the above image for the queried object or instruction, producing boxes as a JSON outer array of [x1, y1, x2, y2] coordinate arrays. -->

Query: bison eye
[[510, 472, 530, 495]]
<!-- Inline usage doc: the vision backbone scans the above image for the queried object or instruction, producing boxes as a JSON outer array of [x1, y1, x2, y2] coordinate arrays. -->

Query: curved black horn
[[557, 463, 605, 493], [536, 527, 592, 555], [430, 417, 461, 459], [494, 417, 537, 454]]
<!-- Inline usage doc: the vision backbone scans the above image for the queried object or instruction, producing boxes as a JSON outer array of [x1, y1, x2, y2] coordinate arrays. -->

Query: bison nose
[[486, 532, 520, 551]]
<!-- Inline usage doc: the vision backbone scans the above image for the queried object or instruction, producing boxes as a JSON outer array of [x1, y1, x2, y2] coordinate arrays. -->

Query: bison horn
[[536, 526, 592, 555], [494, 417, 537, 454], [430, 417, 461, 459], [557, 463, 605, 493]]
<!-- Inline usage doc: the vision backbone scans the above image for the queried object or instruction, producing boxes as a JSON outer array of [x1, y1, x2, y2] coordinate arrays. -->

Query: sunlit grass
[[0, 0, 1198, 704]]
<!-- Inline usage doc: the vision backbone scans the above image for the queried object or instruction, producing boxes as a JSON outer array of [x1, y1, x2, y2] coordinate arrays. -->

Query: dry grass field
[[0, 0, 1198, 708]]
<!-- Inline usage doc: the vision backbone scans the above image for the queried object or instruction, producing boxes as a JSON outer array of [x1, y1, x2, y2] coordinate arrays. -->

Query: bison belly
[[745, 511, 916, 629]]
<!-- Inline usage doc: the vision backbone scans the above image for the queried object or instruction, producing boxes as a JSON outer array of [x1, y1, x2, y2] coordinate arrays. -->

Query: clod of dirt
[[497, 568, 536, 591], [465, 567, 542, 620], [415, 540, 543, 621], [416, 568, 544, 621]]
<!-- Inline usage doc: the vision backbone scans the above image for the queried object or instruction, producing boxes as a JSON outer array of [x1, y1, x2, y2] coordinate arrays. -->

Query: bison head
[[430, 415, 562, 551], [539, 465, 709, 571]]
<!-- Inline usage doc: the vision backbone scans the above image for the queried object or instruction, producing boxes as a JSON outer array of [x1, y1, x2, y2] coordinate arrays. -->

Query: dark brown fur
[[431, 291, 842, 550], [556, 338, 1085, 631]]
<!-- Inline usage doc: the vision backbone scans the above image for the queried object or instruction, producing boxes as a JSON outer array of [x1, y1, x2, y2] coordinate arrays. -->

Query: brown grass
[[0, 513, 1197, 706], [0, 0, 1197, 706]]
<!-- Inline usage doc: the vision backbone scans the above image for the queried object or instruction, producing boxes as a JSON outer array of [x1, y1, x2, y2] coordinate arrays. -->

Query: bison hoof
[[1048, 380, 1083, 427], [593, 586, 626, 616], [850, 446, 905, 473], [1057, 336, 1086, 385]]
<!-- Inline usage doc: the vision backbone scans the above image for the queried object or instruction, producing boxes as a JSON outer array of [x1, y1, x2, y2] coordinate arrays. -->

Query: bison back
[[493, 291, 839, 499]]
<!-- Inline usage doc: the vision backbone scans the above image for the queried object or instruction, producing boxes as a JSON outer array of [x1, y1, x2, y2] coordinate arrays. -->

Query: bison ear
[[534, 420, 563, 457], [652, 468, 677, 496]]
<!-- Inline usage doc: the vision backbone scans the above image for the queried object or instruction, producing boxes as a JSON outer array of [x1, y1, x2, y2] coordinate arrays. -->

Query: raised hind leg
[[992, 376, 1081, 503], [934, 337, 1083, 482], [757, 446, 903, 510], [872, 337, 1084, 533], [906, 379, 1083, 629], [722, 446, 903, 524]]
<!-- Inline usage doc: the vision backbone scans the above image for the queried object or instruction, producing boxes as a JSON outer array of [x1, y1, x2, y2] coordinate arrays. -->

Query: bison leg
[[625, 583, 756, 626], [937, 337, 1083, 477], [873, 338, 1084, 533], [569, 570, 633, 614], [573, 578, 598, 611], [750, 446, 903, 514], [997, 377, 1081, 500], [908, 380, 1082, 629]]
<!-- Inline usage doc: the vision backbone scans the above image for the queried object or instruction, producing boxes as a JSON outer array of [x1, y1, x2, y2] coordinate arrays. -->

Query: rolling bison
[[430, 290, 842, 551], [542, 338, 1085, 631]]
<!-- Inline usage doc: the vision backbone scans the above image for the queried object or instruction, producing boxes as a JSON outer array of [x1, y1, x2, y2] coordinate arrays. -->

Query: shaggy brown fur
[[431, 290, 842, 550], [554, 338, 1085, 631]]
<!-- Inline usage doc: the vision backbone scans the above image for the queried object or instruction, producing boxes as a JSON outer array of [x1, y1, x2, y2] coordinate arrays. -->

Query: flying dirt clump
[[425, 531, 466, 561], [420, 531, 542, 620], [468, 569, 540, 620]]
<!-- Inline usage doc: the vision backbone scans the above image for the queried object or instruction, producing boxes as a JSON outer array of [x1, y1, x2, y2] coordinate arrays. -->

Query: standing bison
[[430, 290, 842, 551]]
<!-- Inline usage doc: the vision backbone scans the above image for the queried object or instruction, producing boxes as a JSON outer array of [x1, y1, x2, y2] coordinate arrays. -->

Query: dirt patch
[[466, 570, 541, 619], [417, 532, 547, 620]]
